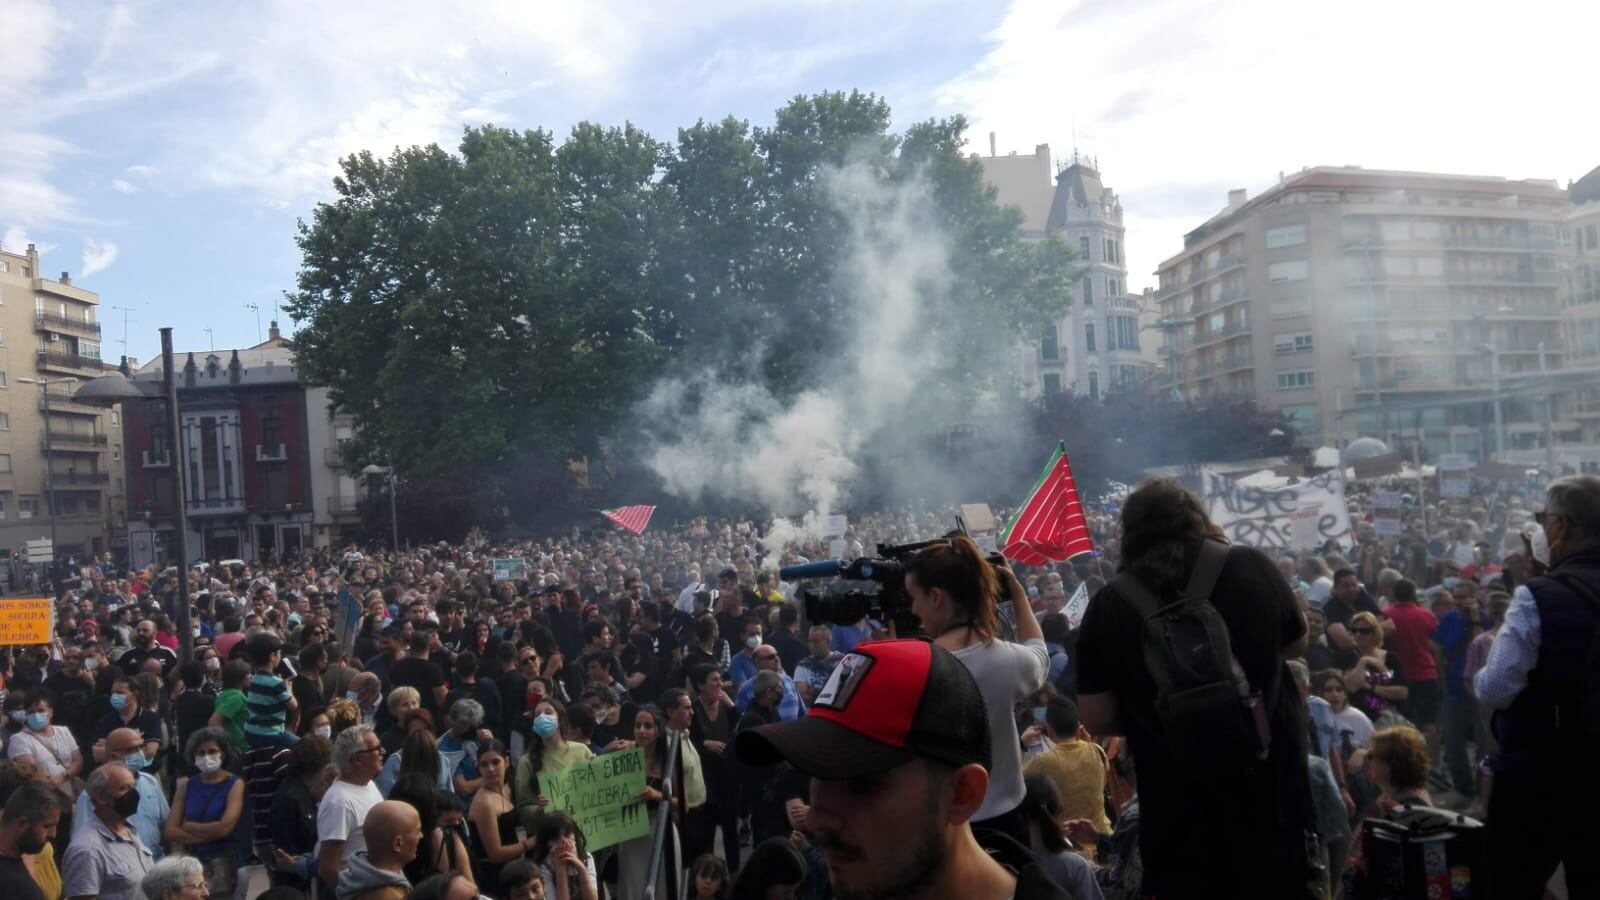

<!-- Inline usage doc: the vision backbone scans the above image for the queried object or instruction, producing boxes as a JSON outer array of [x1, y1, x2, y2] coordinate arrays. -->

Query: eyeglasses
[[352, 746, 385, 758], [181, 882, 210, 893]]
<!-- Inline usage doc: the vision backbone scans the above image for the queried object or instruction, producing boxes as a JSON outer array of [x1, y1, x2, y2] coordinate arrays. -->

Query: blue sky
[[5, 0, 1597, 364]]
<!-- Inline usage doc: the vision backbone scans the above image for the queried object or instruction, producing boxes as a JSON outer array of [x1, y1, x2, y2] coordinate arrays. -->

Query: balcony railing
[[1220, 354, 1254, 371], [186, 496, 246, 515], [1214, 254, 1245, 273], [35, 350, 103, 373], [1444, 235, 1559, 252], [51, 471, 110, 485], [328, 495, 362, 516], [42, 431, 107, 449], [33, 312, 102, 337], [1155, 283, 1182, 299]]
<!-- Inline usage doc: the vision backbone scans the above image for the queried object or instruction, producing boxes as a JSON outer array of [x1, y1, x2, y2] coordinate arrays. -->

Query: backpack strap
[[1181, 540, 1230, 609]]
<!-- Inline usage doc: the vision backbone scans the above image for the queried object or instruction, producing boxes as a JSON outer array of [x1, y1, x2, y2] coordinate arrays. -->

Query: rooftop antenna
[[202, 328, 215, 351], [244, 302, 261, 342], [110, 305, 136, 359]]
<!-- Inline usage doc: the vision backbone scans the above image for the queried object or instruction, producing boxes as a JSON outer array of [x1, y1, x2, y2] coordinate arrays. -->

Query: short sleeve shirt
[[316, 778, 384, 859], [1382, 602, 1440, 681], [62, 816, 154, 900], [244, 672, 292, 738]]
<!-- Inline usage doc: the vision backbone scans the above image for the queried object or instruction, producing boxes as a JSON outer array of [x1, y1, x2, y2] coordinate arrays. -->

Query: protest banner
[[542, 747, 649, 851], [1372, 491, 1403, 537], [0, 598, 54, 646], [1062, 581, 1090, 629], [1350, 452, 1403, 480], [1438, 454, 1473, 499], [491, 558, 528, 582], [1202, 468, 1354, 552], [336, 588, 361, 656]]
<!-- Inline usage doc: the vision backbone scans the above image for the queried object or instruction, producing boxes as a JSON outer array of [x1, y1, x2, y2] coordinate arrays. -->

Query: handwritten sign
[[1438, 454, 1473, 499], [542, 747, 649, 850], [491, 558, 528, 582], [1202, 469, 1353, 552], [0, 598, 54, 646], [1372, 491, 1403, 537]]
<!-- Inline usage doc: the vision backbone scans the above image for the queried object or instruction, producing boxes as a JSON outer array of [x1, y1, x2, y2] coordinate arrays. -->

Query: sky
[[5, 0, 1597, 364]]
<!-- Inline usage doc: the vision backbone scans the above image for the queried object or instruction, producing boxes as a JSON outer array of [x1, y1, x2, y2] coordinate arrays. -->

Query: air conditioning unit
[[47, 333, 60, 342]]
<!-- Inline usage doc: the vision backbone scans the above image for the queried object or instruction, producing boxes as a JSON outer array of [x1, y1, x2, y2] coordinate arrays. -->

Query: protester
[[465, 741, 532, 892], [1022, 696, 1111, 838], [72, 728, 167, 861], [528, 811, 596, 900], [0, 783, 61, 900], [268, 736, 334, 891], [160, 728, 243, 896], [613, 707, 679, 899], [62, 765, 153, 900], [318, 725, 387, 891], [335, 800, 421, 900], [512, 700, 589, 818], [1017, 774, 1105, 900], [135, 856, 203, 900]]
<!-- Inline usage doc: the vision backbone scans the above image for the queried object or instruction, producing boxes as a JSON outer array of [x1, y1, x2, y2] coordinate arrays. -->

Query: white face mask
[[314, 725, 332, 740], [745, 635, 762, 651], [194, 752, 223, 774], [1531, 527, 1551, 566]]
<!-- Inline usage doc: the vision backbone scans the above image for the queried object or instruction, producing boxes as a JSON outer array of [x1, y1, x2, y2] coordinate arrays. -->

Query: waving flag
[[999, 442, 1096, 566], [600, 505, 656, 534]]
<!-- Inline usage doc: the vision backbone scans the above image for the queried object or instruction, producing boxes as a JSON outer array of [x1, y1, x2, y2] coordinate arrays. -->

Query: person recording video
[[904, 536, 1050, 846]]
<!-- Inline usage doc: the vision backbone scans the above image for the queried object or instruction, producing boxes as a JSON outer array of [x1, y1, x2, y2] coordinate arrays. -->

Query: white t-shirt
[[1306, 576, 1333, 609], [1331, 706, 1375, 751], [950, 637, 1050, 822], [7, 726, 78, 781], [317, 778, 383, 859]]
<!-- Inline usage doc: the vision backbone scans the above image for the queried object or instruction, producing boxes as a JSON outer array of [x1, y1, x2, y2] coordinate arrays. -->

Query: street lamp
[[17, 376, 77, 590], [362, 465, 399, 555], [72, 329, 194, 665]]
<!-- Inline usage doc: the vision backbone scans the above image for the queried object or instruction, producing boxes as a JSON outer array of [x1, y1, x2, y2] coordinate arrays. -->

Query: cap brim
[[735, 717, 917, 780]]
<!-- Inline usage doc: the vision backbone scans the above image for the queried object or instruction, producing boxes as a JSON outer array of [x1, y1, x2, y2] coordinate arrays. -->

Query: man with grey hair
[[439, 698, 490, 797], [1474, 474, 1600, 898], [64, 763, 154, 900], [137, 856, 203, 900], [318, 725, 386, 891]]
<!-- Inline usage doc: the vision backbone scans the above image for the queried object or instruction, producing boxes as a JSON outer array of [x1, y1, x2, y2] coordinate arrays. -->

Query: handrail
[[641, 730, 683, 900]]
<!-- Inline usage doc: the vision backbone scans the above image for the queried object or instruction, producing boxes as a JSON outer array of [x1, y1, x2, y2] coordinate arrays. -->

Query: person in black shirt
[[171, 662, 216, 761], [117, 620, 178, 676], [0, 782, 59, 900], [768, 605, 804, 676], [389, 632, 447, 722], [292, 644, 328, 716], [42, 649, 94, 740]]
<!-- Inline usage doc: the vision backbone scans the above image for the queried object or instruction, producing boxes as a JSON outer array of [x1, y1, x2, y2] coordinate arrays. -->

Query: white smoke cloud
[[80, 238, 119, 277], [642, 159, 957, 560]]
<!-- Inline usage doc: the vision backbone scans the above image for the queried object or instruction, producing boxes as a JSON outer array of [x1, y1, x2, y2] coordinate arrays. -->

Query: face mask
[[1028, 586, 1040, 598], [112, 785, 141, 818], [8, 711, 25, 725], [194, 753, 222, 774], [347, 690, 363, 704], [314, 725, 332, 740], [745, 635, 761, 651], [1531, 527, 1551, 565], [119, 751, 149, 771], [1442, 576, 1460, 590], [109, 693, 129, 712], [205, 657, 221, 673], [26, 712, 49, 731], [1031, 707, 1047, 726], [533, 714, 560, 739], [85, 658, 100, 671]]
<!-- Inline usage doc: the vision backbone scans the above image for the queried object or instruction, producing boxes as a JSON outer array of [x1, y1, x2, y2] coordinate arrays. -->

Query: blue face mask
[[109, 693, 129, 712], [532, 714, 559, 739], [120, 750, 149, 771], [1443, 577, 1460, 590], [26, 712, 49, 731], [346, 690, 362, 703], [1032, 706, 1047, 725]]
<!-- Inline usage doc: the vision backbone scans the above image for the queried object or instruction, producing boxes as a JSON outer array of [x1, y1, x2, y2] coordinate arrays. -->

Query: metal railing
[[641, 730, 684, 900], [52, 471, 110, 485], [35, 350, 103, 372], [42, 431, 108, 449], [328, 495, 362, 515], [33, 312, 102, 337]]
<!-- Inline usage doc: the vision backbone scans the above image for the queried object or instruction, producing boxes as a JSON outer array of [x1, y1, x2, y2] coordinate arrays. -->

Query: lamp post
[[72, 329, 194, 665], [17, 376, 77, 591], [362, 465, 399, 555]]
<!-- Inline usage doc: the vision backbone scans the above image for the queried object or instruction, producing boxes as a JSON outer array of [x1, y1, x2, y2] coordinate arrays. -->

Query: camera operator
[[904, 537, 1049, 846]]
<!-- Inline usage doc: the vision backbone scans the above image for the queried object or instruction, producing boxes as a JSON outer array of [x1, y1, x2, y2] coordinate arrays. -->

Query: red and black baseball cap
[[735, 639, 991, 779]]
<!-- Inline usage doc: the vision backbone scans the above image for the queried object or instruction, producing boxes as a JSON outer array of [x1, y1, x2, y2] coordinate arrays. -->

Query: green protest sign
[[491, 558, 528, 582], [542, 747, 649, 850]]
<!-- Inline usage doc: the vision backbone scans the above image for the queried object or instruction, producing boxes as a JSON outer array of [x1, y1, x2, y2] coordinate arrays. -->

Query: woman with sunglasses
[[1340, 611, 1408, 724]]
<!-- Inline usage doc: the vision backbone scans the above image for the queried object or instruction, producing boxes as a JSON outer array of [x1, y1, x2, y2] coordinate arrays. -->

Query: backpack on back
[[1111, 539, 1272, 776]]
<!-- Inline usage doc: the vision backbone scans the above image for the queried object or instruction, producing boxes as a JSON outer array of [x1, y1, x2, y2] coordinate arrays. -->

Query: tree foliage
[[286, 91, 1075, 536]]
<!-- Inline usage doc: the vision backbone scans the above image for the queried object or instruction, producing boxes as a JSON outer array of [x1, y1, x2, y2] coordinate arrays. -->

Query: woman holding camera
[[905, 536, 1050, 845]]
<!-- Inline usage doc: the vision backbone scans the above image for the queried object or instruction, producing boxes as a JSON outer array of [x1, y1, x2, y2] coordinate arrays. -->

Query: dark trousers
[[681, 806, 714, 866], [707, 798, 741, 871], [1441, 693, 1477, 796], [1486, 771, 1600, 899]]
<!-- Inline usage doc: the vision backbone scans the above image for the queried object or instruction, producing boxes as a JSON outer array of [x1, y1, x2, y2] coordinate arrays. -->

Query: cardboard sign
[[0, 598, 54, 646], [1350, 453, 1402, 480], [1203, 468, 1354, 552], [491, 558, 528, 582], [960, 503, 999, 533], [1438, 454, 1473, 499], [822, 516, 848, 538], [542, 747, 650, 851], [1372, 491, 1403, 537]]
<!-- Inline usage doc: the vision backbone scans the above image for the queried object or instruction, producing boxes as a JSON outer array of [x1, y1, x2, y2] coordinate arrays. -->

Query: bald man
[[73, 728, 169, 859], [336, 801, 421, 900]]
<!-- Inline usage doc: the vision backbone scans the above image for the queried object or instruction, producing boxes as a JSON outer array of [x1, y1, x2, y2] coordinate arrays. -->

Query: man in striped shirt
[[245, 631, 299, 749]]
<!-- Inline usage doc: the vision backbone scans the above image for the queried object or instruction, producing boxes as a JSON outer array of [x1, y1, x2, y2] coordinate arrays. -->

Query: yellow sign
[[0, 597, 54, 646]]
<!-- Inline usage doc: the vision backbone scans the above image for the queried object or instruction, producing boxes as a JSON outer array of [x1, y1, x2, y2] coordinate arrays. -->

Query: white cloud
[[933, 0, 1600, 291], [124, 164, 157, 178], [2, 226, 56, 258], [80, 238, 119, 278], [111, 178, 137, 194]]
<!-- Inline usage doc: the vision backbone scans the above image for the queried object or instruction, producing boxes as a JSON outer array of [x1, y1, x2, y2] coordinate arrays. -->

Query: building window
[[1042, 373, 1062, 396], [1082, 277, 1093, 306], [1268, 260, 1309, 282], [1079, 236, 1091, 260], [0, 372, 6, 388], [1276, 370, 1316, 390], [113, 446, 121, 462], [0, 454, 8, 473], [1266, 224, 1307, 248], [1107, 277, 1120, 297], [1109, 316, 1139, 351], [1274, 332, 1314, 355], [84, 493, 100, 513], [1104, 238, 1119, 264], [111, 412, 119, 427], [1085, 323, 1096, 353], [1040, 325, 1060, 362], [0, 493, 7, 519], [1088, 371, 1100, 401], [18, 497, 37, 519], [1281, 402, 1320, 437], [0, 413, 9, 431]]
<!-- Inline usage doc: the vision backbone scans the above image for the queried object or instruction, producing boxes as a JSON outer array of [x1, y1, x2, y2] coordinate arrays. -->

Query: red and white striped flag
[[999, 442, 1096, 566], [600, 505, 656, 534]]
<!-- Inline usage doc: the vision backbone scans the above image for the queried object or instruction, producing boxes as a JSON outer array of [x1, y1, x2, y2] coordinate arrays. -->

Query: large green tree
[[286, 91, 1075, 535]]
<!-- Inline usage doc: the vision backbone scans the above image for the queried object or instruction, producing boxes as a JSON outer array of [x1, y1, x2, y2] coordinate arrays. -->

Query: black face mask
[[112, 785, 140, 818]]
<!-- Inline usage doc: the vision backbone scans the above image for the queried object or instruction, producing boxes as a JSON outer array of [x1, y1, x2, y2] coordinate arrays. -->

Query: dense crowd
[[0, 468, 1590, 900]]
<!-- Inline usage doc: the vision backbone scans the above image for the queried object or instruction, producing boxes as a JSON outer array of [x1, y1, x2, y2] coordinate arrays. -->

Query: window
[[0, 454, 9, 473], [1269, 260, 1309, 282], [0, 372, 7, 388], [1274, 332, 1314, 355], [1109, 316, 1139, 351], [80, 340, 100, 360], [113, 446, 121, 462], [1040, 325, 1060, 362], [1085, 323, 1096, 353], [0, 261, 6, 273], [18, 497, 37, 519], [0, 494, 7, 519], [1079, 236, 1091, 260], [1088, 371, 1100, 401], [1281, 403, 1320, 437], [1209, 312, 1225, 332], [1107, 278, 1120, 297], [1266, 224, 1307, 248], [84, 493, 100, 513], [1042, 373, 1062, 396], [1082, 277, 1093, 306], [1276, 370, 1316, 390], [0, 413, 9, 431], [1415, 257, 1444, 277], [1104, 238, 1119, 264], [111, 412, 119, 427]]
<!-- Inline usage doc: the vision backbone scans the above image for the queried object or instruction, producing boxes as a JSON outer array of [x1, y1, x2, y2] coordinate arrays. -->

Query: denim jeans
[[1441, 692, 1477, 796]]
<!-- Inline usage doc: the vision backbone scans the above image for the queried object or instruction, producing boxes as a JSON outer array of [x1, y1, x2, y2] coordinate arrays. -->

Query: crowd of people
[[0, 467, 1590, 899]]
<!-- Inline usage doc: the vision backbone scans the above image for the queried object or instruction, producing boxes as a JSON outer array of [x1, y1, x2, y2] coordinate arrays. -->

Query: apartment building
[[1154, 167, 1569, 459], [0, 242, 125, 571], [1563, 165, 1600, 446], [975, 143, 1146, 400]]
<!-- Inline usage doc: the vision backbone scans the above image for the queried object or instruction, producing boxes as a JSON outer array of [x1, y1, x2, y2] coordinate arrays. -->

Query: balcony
[[255, 442, 288, 462], [1220, 354, 1254, 371], [1155, 282, 1183, 299], [51, 471, 111, 485], [1448, 270, 1562, 287], [1216, 287, 1248, 305], [142, 449, 172, 468], [42, 431, 108, 450], [35, 350, 104, 375], [38, 394, 107, 416], [1343, 235, 1384, 250], [328, 495, 362, 516], [186, 496, 246, 516], [1214, 254, 1245, 274], [1444, 235, 1559, 252], [33, 312, 102, 338]]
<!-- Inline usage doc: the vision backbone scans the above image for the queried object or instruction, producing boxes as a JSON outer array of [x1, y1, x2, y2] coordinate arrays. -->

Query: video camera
[[779, 533, 1006, 636]]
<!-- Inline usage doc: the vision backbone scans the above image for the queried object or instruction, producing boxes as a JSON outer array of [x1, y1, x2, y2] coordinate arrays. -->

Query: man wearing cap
[[737, 639, 1072, 899]]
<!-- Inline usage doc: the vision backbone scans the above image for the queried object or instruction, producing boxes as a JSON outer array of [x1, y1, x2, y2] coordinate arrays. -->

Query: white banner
[[1063, 581, 1090, 629], [1202, 468, 1354, 552], [1372, 491, 1403, 536]]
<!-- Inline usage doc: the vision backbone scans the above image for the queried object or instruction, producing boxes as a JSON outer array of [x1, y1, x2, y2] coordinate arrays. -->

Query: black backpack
[[1111, 539, 1272, 776]]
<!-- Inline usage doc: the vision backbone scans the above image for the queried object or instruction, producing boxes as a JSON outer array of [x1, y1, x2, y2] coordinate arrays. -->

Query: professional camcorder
[[779, 533, 1007, 636]]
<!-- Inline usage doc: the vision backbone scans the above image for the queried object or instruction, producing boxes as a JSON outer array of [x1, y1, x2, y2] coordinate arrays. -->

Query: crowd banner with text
[[1372, 491, 1404, 537], [1438, 453, 1473, 499], [542, 747, 649, 851], [0, 598, 54, 646], [1202, 468, 1354, 552], [491, 558, 529, 582]]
